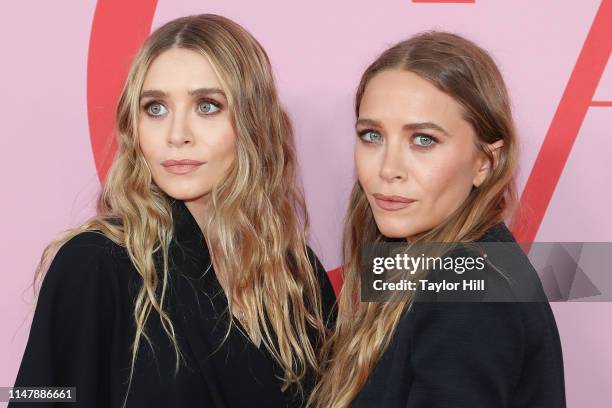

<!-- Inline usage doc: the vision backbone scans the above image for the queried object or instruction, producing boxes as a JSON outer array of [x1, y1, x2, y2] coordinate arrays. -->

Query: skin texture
[[138, 48, 237, 231], [355, 69, 502, 240]]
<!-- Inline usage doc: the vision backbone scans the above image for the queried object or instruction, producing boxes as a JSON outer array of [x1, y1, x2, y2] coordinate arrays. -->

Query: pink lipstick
[[161, 159, 204, 175], [372, 193, 416, 211]]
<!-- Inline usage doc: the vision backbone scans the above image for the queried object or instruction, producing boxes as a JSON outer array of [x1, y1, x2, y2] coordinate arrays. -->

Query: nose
[[167, 108, 194, 147], [379, 141, 407, 182]]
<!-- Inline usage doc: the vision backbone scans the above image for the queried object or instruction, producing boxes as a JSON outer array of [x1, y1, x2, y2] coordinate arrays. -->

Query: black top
[[11, 199, 337, 408], [353, 222, 566, 408]]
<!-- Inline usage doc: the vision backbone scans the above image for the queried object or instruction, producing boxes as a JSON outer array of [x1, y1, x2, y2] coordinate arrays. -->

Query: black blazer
[[353, 222, 566, 407], [11, 199, 337, 407]]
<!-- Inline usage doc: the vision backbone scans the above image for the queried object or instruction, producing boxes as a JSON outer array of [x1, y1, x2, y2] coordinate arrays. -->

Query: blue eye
[[146, 102, 168, 117], [359, 130, 383, 143], [413, 134, 436, 147], [198, 101, 221, 114]]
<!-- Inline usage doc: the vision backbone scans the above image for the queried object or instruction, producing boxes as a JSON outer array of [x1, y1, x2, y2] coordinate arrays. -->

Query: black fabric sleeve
[[10, 232, 117, 408], [405, 301, 524, 407]]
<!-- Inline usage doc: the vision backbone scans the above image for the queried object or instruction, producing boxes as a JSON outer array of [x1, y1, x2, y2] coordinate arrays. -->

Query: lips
[[161, 159, 204, 175], [372, 193, 416, 211], [161, 159, 204, 166]]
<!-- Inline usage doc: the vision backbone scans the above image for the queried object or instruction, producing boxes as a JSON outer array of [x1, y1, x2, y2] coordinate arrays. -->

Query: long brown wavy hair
[[308, 31, 520, 408], [32, 14, 328, 406]]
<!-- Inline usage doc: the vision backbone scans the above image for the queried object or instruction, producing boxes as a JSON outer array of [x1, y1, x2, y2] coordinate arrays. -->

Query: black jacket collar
[[477, 221, 516, 243], [165, 198, 232, 407], [166, 198, 216, 279], [169, 198, 206, 247]]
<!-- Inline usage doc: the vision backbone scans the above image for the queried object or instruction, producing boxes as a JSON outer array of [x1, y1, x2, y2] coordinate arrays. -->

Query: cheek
[[355, 145, 379, 189], [201, 122, 237, 170], [216, 127, 237, 163], [137, 121, 162, 162], [421, 150, 477, 210]]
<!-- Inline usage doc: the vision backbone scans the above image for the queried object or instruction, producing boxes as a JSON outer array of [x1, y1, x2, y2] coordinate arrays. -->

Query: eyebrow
[[139, 87, 226, 100], [356, 118, 450, 136]]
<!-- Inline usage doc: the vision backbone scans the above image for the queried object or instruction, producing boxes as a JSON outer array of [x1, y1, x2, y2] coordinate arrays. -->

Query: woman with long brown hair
[[309, 32, 565, 407], [11, 14, 335, 408]]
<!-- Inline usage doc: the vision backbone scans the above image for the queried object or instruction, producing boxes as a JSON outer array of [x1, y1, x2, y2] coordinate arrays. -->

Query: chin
[[374, 218, 410, 239], [373, 214, 425, 240], [159, 185, 211, 203]]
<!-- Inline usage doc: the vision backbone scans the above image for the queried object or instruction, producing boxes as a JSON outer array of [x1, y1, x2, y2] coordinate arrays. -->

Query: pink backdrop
[[1, 0, 610, 406]]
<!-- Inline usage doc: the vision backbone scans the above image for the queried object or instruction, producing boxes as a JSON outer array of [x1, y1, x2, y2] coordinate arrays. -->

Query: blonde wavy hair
[[308, 31, 520, 408], [33, 13, 328, 406]]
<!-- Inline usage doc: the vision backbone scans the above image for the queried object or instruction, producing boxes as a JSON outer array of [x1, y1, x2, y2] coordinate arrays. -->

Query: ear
[[473, 139, 504, 188]]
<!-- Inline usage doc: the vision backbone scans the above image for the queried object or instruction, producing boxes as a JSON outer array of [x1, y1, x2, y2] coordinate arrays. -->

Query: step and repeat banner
[[1, 0, 610, 406]]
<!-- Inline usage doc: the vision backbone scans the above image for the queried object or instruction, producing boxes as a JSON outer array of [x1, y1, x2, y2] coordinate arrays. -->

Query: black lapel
[[165, 198, 230, 407], [477, 222, 516, 243], [165, 199, 292, 406]]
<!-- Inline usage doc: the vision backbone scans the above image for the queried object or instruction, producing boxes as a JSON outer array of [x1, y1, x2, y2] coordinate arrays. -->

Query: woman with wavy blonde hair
[[309, 32, 565, 407], [11, 14, 335, 408]]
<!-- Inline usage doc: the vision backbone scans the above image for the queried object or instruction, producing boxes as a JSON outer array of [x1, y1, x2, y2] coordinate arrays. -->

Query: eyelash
[[357, 129, 439, 149], [141, 98, 223, 118]]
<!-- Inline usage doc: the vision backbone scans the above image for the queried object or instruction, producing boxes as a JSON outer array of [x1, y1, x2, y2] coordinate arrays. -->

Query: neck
[[183, 195, 210, 234]]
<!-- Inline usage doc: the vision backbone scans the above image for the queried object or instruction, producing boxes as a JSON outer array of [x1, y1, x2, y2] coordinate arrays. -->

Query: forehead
[[142, 48, 222, 91], [359, 69, 466, 127]]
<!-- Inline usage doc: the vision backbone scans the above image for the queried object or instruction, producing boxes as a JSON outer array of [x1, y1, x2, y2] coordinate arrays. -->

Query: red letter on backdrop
[[512, 0, 612, 245], [88, 0, 158, 183]]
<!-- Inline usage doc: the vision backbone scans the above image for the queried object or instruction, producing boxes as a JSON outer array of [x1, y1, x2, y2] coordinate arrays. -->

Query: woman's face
[[355, 69, 502, 240], [138, 48, 236, 206]]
